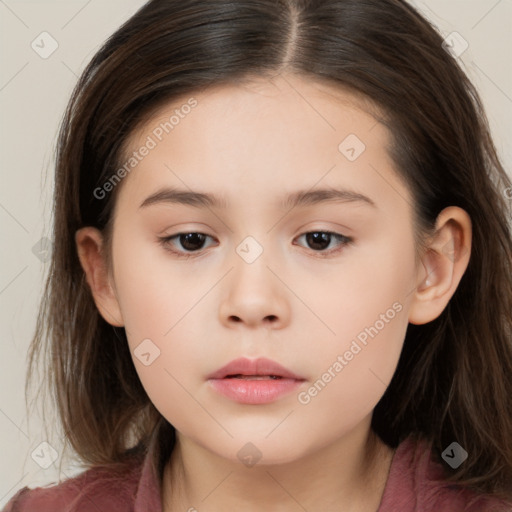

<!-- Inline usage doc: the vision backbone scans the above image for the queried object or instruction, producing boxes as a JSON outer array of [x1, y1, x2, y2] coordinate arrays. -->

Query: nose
[[218, 252, 291, 330]]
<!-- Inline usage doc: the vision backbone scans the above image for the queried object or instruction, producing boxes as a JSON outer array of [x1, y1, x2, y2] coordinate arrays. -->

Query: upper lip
[[207, 357, 305, 380]]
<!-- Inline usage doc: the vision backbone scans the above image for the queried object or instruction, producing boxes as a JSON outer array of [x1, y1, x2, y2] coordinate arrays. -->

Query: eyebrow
[[139, 186, 376, 210]]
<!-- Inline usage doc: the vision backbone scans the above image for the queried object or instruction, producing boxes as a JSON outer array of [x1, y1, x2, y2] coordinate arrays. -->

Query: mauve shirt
[[3, 435, 511, 512]]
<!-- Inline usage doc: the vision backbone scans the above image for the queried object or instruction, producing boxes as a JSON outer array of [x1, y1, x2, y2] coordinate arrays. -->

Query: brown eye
[[305, 232, 331, 251], [295, 231, 352, 255], [175, 233, 207, 251], [158, 232, 215, 258]]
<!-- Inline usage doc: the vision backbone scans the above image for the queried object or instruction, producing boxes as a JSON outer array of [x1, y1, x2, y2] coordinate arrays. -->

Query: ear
[[408, 206, 472, 325], [75, 227, 124, 327]]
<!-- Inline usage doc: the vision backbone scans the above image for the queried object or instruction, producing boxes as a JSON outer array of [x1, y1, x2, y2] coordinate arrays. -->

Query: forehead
[[113, 74, 409, 216], [123, 73, 386, 157]]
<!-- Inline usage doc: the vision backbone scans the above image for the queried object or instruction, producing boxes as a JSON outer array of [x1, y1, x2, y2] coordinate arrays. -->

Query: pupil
[[307, 232, 330, 251], [181, 233, 205, 251]]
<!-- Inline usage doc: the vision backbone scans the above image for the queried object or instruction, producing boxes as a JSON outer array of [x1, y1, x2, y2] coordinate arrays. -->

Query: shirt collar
[[134, 426, 165, 512]]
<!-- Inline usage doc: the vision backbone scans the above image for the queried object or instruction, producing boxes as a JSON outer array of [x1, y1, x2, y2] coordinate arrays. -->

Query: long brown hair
[[28, 0, 512, 500]]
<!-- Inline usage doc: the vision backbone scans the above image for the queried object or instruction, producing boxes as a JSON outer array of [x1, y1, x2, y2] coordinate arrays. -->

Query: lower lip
[[208, 377, 304, 404]]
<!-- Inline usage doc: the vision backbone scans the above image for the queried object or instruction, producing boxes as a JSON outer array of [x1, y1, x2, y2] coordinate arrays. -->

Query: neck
[[162, 421, 395, 512]]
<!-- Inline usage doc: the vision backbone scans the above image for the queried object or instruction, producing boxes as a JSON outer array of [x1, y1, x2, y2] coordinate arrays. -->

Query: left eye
[[294, 231, 352, 254], [158, 231, 352, 258]]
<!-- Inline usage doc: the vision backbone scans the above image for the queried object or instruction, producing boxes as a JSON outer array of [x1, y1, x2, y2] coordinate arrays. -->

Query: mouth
[[207, 357, 305, 404], [207, 356, 305, 381], [224, 374, 283, 380]]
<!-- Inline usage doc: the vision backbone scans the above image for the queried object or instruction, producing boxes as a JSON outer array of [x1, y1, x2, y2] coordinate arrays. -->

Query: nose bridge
[[218, 230, 289, 328], [224, 196, 278, 267], [235, 233, 267, 267], [230, 232, 278, 294]]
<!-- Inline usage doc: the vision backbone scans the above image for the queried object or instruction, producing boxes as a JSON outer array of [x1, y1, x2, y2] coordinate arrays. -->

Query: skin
[[76, 73, 472, 511]]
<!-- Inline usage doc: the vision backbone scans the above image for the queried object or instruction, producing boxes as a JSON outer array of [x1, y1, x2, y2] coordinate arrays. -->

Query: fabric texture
[[3, 433, 511, 511]]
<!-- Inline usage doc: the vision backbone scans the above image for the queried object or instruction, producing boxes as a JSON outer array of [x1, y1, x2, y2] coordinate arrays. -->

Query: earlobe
[[408, 207, 472, 325], [75, 227, 124, 327]]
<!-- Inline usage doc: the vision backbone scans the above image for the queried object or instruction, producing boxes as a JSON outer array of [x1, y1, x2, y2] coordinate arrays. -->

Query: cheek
[[110, 238, 217, 423], [302, 229, 416, 406], [307, 226, 416, 346], [112, 235, 208, 341], [292, 290, 410, 448]]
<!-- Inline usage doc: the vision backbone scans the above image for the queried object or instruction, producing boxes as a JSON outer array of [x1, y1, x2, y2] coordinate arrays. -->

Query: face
[[102, 74, 422, 464]]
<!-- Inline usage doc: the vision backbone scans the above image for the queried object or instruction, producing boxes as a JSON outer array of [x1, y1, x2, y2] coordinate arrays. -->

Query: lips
[[207, 357, 305, 381], [207, 357, 305, 404]]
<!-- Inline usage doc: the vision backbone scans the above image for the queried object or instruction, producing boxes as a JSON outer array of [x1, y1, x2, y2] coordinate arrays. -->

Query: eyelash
[[157, 230, 353, 259]]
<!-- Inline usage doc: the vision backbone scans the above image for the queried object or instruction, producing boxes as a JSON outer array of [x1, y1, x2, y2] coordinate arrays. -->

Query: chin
[[197, 432, 315, 468]]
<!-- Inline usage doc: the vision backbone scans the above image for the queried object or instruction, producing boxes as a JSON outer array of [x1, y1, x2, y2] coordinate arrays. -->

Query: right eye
[[158, 232, 216, 259]]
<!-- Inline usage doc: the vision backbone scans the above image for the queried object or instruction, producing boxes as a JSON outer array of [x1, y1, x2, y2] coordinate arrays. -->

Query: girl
[[4, 0, 512, 510]]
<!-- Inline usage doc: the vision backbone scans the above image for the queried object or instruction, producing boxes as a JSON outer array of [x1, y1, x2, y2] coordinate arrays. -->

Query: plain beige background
[[0, 0, 511, 505]]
